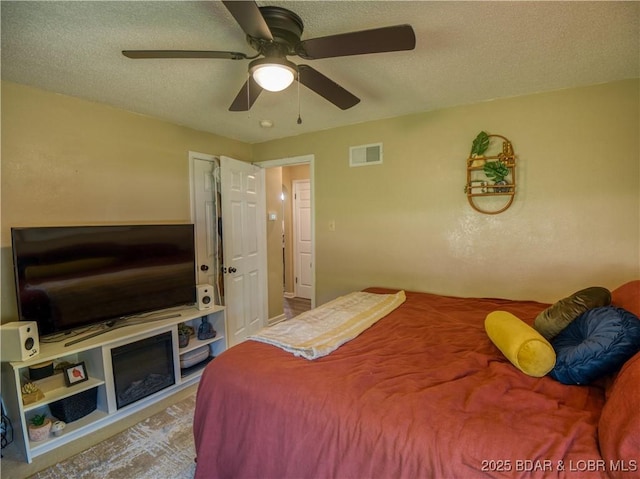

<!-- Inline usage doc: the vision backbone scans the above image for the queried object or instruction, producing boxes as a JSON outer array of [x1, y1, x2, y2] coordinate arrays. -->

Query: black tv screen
[[11, 224, 197, 336]]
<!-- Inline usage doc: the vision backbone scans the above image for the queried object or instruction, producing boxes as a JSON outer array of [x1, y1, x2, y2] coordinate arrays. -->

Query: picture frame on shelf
[[63, 362, 88, 386]]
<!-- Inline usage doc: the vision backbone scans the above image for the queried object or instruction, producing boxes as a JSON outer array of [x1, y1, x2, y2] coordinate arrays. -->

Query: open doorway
[[258, 155, 314, 324]]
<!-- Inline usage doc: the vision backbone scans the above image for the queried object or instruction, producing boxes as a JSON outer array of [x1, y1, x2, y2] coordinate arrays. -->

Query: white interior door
[[221, 156, 267, 346], [293, 180, 312, 299]]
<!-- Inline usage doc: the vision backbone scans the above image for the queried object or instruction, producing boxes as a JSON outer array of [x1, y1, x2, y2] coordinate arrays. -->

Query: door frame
[[255, 154, 315, 309], [189, 153, 222, 301], [189, 151, 219, 228]]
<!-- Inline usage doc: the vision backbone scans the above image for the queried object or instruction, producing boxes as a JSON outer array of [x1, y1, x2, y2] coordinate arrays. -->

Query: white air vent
[[349, 143, 383, 167]]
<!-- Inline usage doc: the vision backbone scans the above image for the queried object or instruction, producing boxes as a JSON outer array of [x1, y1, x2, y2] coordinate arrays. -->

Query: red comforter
[[193, 289, 610, 479]]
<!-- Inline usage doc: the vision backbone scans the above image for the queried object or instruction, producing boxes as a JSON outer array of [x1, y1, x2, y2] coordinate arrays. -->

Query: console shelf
[[22, 377, 105, 413], [181, 356, 215, 380], [28, 409, 110, 453], [1, 304, 226, 463]]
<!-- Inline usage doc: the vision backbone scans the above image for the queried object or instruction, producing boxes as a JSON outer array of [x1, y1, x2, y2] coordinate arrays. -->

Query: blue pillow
[[550, 307, 640, 385]]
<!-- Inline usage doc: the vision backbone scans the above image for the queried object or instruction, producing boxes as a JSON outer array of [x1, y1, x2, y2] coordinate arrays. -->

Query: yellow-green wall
[[2, 79, 639, 324], [1, 81, 251, 322], [253, 79, 640, 304], [265, 166, 284, 319]]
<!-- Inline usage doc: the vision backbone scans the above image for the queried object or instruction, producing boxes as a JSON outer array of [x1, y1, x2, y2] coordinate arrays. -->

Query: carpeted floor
[[28, 393, 197, 479]]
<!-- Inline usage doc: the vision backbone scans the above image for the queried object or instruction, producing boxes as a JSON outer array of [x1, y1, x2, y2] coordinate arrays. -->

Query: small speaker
[[197, 284, 214, 311], [1, 321, 39, 362]]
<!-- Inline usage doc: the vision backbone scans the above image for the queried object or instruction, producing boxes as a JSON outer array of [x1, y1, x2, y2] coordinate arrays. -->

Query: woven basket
[[49, 387, 97, 423]]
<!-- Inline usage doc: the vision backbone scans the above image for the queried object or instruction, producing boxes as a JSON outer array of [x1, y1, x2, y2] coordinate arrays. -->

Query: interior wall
[[3, 79, 638, 323], [252, 79, 640, 305], [265, 167, 284, 320], [0, 81, 251, 324]]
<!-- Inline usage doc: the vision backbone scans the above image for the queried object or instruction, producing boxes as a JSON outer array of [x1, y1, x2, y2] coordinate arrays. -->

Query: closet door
[[293, 179, 312, 299], [221, 156, 268, 346]]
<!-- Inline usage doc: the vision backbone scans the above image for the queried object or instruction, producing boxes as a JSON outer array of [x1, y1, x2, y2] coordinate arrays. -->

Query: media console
[[0, 305, 226, 463]]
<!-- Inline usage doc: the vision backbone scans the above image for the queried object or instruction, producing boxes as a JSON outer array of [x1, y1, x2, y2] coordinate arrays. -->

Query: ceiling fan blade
[[122, 50, 249, 60], [297, 25, 416, 60], [297, 65, 360, 110], [222, 0, 273, 41], [229, 76, 263, 111]]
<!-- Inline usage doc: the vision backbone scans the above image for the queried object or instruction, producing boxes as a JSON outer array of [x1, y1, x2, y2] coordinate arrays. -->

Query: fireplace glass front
[[111, 331, 175, 409]]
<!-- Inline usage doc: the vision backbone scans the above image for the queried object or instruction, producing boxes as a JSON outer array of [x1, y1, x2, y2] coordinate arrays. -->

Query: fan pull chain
[[246, 73, 251, 121], [297, 70, 302, 125]]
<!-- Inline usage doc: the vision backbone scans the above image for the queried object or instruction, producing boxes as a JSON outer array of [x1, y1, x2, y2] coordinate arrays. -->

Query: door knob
[[200, 265, 209, 271], [228, 267, 237, 273]]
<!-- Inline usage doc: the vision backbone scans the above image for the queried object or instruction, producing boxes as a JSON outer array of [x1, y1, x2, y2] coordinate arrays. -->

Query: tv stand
[[63, 321, 121, 347], [63, 312, 182, 347], [1, 304, 226, 463]]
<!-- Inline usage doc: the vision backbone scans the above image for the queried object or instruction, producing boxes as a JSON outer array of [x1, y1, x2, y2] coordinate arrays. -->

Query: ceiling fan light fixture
[[249, 58, 297, 92]]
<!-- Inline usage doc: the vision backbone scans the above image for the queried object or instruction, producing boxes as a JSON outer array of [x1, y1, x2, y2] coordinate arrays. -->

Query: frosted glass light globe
[[250, 59, 296, 92]]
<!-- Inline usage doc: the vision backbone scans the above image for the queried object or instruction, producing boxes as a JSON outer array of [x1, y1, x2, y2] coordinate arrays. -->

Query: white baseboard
[[268, 314, 287, 326]]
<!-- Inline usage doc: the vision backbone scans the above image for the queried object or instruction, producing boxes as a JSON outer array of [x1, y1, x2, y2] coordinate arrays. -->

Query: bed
[[193, 281, 640, 479]]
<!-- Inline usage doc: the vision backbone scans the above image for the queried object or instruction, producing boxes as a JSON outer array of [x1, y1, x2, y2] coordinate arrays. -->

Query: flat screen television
[[11, 224, 197, 337]]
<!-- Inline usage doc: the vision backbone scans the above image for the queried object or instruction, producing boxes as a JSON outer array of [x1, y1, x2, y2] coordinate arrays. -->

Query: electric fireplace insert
[[111, 331, 175, 409]]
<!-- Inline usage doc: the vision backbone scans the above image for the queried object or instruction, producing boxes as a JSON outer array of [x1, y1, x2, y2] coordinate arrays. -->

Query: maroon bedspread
[[193, 289, 609, 479]]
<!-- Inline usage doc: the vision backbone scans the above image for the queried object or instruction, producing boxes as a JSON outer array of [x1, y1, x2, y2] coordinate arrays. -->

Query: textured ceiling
[[2, 1, 638, 144]]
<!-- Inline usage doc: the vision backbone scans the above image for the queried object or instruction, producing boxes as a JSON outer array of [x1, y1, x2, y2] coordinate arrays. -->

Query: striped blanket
[[249, 290, 406, 360]]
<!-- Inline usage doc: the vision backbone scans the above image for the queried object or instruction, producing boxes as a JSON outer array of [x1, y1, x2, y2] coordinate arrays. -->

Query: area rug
[[29, 393, 196, 479]]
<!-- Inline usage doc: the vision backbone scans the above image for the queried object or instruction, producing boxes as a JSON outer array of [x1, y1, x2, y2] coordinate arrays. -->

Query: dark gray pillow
[[534, 287, 611, 340]]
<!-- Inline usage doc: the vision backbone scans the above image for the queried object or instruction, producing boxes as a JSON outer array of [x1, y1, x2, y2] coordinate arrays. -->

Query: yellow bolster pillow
[[485, 311, 556, 377]]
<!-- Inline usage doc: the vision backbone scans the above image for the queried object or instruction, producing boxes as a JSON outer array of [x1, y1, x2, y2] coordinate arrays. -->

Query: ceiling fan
[[122, 1, 416, 112]]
